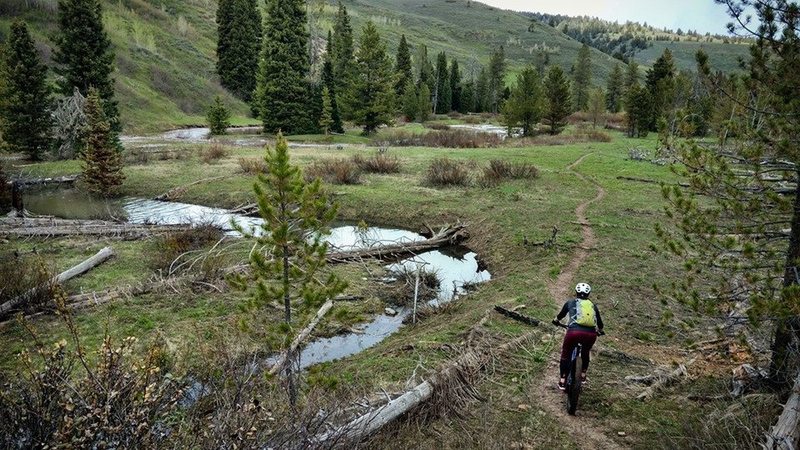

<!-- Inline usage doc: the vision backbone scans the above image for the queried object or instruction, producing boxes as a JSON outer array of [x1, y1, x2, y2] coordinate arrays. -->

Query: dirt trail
[[530, 154, 624, 450]]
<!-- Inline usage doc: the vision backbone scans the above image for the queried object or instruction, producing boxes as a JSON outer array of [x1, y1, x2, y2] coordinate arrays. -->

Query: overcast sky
[[477, 0, 736, 35]]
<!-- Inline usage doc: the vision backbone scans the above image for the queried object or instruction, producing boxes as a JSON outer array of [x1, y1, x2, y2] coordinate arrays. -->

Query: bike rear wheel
[[567, 350, 583, 415]]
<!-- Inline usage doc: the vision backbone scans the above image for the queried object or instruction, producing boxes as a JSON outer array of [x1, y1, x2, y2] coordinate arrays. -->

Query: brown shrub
[[351, 152, 401, 174], [375, 129, 501, 148], [150, 225, 223, 273], [425, 157, 470, 187], [306, 158, 361, 184], [200, 142, 228, 164], [425, 122, 451, 131], [0, 253, 56, 319], [463, 115, 482, 124], [479, 159, 539, 187], [237, 157, 268, 175], [507, 127, 612, 146]]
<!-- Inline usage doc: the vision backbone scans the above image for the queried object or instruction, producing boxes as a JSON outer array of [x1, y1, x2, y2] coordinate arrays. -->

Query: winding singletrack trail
[[531, 153, 624, 450]]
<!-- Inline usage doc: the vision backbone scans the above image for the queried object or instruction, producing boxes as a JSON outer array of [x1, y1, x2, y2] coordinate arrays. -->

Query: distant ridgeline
[[524, 12, 752, 68]]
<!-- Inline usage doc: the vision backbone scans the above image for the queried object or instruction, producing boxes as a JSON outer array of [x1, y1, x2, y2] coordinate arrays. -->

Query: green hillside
[[631, 40, 749, 73]]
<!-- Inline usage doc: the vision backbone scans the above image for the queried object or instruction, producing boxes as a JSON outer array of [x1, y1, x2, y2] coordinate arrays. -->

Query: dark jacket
[[557, 298, 603, 333]]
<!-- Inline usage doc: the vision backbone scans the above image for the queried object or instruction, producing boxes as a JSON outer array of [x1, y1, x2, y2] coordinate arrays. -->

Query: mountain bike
[[553, 321, 604, 415]]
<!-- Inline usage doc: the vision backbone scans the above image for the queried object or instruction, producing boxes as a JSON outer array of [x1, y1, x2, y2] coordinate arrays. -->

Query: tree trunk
[[773, 175, 800, 385], [765, 371, 800, 449]]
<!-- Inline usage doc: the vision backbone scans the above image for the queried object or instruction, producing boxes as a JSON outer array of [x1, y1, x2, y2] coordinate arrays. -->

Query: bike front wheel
[[567, 355, 583, 415]]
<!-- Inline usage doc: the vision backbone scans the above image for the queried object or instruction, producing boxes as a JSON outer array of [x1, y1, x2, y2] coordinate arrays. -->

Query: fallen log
[[637, 357, 696, 401], [316, 331, 535, 444], [494, 305, 540, 326], [0, 247, 115, 317], [153, 175, 229, 201], [0, 217, 192, 239], [269, 299, 335, 376], [9, 175, 79, 188], [765, 371, 800, 450], [326, 224, 468, 263]]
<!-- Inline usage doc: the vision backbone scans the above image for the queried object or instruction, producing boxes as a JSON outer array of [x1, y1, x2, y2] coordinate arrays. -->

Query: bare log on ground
[[0, 247, 115, 317], [153, 176, 229, 201], [0, 217, 193, 239], [494, 305, 540, 326], [765, 372, 800, 450], [9, 175, 79, 188], [326, 224, 468, 263], [636, 357, 697, 401], [316, 331, 535, 444], [269, 299, 335, 376]]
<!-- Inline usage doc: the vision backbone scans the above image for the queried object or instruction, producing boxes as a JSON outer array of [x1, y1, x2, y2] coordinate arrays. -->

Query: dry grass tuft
[[200, 142, 228, 164], [306, 158, 362, 184], [478, 159, 540, 187], [375, 129, 502, 148], [425, 158, 470, 187], [351, 152, 402, 174], [237, 157, 268, 175]]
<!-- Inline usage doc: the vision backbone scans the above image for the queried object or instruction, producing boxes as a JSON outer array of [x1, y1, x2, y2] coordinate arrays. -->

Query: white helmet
[[575, 283, 591, 296]]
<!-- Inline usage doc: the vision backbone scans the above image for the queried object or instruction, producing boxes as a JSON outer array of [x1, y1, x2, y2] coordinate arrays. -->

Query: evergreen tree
[[401, 81, 418, 121], [475, 67, 489, 113], [461, 79, 475, 114], [81, 88, 124, 197], [645, 48, 675, 130], [605, 63, 624, 113], [501, 66, 543, 136], [207, 95, 231, 135], [572, 43, 592, 111], [488, 46, 507, 113], [449, 59, 462, 113], [331, 2, 357, 120], [543, 65, 571, 135], [587, 87, 606, 128], [624, 83, 650, 138], [320, 87, 333, 135], [417, 83, 432, 122], [217, 0, 262, 102], [415, 44, 435, 94], [394, 34, 413, 99], [255, 0, 311, 134], [0, 20, 52, 160], [230, 132, 346, 405], [305, 81, 323, 135], [352, 22, 394, 134], [623, 60, 640, 101], [322, 32, 344, 134], [54, 0, 120, 136], [434, 52, 451, 114]]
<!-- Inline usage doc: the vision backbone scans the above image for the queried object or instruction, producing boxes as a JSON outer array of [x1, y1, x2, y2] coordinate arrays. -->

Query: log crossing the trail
[[0, 217, 193, 239], [0, 246, 115, 317]]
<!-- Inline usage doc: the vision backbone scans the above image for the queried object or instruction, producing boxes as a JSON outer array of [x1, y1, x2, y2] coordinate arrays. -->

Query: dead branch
[[493, 305, 540, 327], [269, 299, 335, 376], [637, 357, 697, 401], [0, 217, 193, 239], [0, 247, 115, 317], [765, 371, 800, 450], [326, 224, 468, 263], [9, 175, 79, 188]]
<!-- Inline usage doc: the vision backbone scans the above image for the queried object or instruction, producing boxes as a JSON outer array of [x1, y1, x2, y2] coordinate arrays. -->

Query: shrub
[[305, 158, 361, 184], [463, 115, 481, 124], [374, 129, 502, 148], [150, 225, 223, 273], [351, 152, 401, 174], [479, 159, 539, 187], [238, 157, 268, 175], [425, 157, 470, 187], [0, 253, 56, 319], [425, 122, 450, 130], [201, 142, 228, 164], [506, 127, 612, 147]]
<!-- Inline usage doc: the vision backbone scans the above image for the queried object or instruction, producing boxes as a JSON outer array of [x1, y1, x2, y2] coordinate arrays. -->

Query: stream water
[[22, 189, 491, 369]]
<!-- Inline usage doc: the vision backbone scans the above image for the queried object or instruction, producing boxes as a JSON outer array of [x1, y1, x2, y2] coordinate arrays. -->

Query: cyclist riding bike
[[553, 282, 604, 391]]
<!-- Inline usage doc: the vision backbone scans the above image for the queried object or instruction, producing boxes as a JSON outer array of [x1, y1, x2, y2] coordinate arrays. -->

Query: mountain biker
[[553, 282, 604, 391]]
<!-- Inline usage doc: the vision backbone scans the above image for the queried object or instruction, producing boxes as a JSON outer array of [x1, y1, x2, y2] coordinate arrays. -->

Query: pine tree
[[0, 20, 52, 161], [475, 67, 489, 113], [416, 44, 435, 95], [587, 87, 606, 128], [81, 88, 124, 197], [207, 95, 231, 135], [230, 132, 346, 405], [54, 0, 120, 136], [320, 87, 333, 135], [217, 0, 262, 102], [322, 32, 344, 134], [449, 59, 462, 113], [401, 81, 418, 121], [488, 46, 507, 113], [543, 65, 571, 135], [572, 43, 592, 111], [417, 83, 432, 122], [623, 60, 640, 103], [501, 66, 543, 137], [645, 48, 675, 130], [605, 63, 624, 113], [434, 52, 451, 114], [331, 2, 357, 120], [255, 0, 311, 135], [394, 34, 413, 99], [624, 83, 650, 138], [461, 79, 475, 114], [353, 22, 394, 134]]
